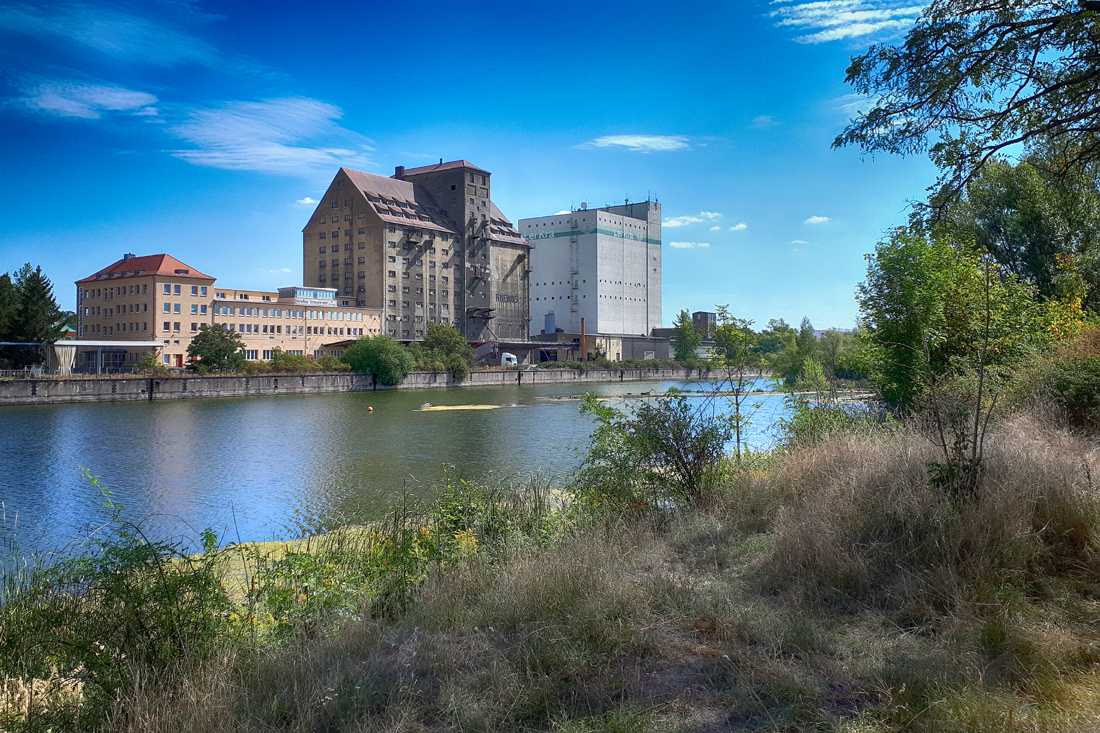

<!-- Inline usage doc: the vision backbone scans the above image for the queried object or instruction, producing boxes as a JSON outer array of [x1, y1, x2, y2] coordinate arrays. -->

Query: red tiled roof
[[76, 254, 215, 284], [399, 159, 489, 176]]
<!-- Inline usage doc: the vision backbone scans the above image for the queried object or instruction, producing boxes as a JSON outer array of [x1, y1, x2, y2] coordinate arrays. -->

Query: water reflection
[[0, 379, 790, 550]]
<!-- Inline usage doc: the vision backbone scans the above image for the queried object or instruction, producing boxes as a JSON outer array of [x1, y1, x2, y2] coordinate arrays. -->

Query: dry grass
[[10, 410, 1100, 732]]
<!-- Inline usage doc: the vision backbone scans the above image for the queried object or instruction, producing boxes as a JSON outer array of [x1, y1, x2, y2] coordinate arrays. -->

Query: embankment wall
[[0, 368, 710, 406]]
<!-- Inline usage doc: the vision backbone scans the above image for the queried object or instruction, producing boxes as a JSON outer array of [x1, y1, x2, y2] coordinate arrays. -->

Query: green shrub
[[572, 392, 732, 517], [343, 335, 414, 385], [270, 347, 322, 373], [779, 400, 896, 449]]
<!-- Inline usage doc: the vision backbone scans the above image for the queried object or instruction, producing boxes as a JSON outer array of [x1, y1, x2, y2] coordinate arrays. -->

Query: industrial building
[[301, 162, 531, 343], [76, 253, 382, 369], [520, 201, 663, 360]]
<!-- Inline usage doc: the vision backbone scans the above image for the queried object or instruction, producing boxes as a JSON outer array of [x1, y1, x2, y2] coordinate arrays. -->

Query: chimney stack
[[123, 253, 134, 261], [394, 165, 405, 178]]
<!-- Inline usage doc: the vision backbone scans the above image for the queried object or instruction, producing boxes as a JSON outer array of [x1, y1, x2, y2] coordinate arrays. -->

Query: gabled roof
[[338, 167, 460, 235], [76, 254, 215, 284], [400, 159, 489, 176]]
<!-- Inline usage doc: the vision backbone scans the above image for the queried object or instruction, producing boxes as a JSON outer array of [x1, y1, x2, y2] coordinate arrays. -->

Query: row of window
[[316, 214, 367, 223], [83, 285, 148, 299], [84, 322, 146, 334], [83, 303, 149, 317]]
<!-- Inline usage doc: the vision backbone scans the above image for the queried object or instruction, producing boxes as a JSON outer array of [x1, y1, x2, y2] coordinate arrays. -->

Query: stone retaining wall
[[0, 368, 710, 406]]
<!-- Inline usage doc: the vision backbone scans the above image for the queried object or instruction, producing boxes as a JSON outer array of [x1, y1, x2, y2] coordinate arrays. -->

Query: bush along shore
[[5, 325, 1100, 733]]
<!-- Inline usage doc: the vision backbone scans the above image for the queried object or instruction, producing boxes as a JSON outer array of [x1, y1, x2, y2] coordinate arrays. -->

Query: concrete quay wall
[[0, 368, 708, 406]]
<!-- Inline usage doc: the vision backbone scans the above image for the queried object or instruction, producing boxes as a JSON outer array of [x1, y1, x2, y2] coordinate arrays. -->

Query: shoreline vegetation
[[4, 338, 1100, 731]]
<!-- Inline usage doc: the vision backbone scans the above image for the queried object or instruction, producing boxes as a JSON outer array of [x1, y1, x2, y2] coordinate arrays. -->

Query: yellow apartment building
[[77, 253, 382, 368]]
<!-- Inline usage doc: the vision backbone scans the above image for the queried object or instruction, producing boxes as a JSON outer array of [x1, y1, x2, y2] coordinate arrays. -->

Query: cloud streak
[[729, 222, 747, 231], [16, 80, 157, 119], [804, 215, 830, 224], [771, 0, 924, 44], [169, 97, 374, 176], [578, 134, 690, 152], [0, 2, 221, 67], [669, 241, 710, 249]]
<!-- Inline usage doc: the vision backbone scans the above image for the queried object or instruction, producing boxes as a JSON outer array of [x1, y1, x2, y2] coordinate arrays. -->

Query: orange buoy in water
[[367, 406, 373, 412]]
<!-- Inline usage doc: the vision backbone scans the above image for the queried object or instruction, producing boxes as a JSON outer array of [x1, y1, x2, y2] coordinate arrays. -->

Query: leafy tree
[[755, 318, 794, 359], [0, 273, 15, 340], [406, 323, 475, 378], [923, 156, 1100, 307], [796, 317, 817, 364], [0, 264, 66, 366], [835, 0, 1100, 194], [343, 335, 415, 385], [186, 324, 246, 372], [712, 306, 761, 464], [858, 228, 1044, 409], [672, 309, 701, 361]]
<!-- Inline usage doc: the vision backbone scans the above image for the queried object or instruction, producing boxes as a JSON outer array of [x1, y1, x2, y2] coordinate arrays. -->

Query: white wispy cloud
[[0, 2, 220, 67], [554, 209, 571, 215], [669, 241, 710, 249], [771, 0, 924, 44], [730, 222, 748, 231], [835, 93, 881, 117], [710, 225, 721, 231], [664, 211, 722, 228], [578, 134, 690, 152], [16, 80, 157, 119], [262, 267, 293, 274], [751, 115, 778, 129], [296, 197, 317, 205], [804, 215, 830, 224], [792, 239, 809, 244], [169, 97, 374, 176]]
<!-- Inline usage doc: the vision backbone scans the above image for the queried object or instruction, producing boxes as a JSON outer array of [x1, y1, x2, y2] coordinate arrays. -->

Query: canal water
[[0, 379, 788, 551]]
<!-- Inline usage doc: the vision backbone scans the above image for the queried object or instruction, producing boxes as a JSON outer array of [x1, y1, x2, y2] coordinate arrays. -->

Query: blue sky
[[0, 0, 936, 330]]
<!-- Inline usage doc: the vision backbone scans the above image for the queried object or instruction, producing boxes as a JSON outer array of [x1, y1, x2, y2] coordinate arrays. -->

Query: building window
[[358, 213, 365, 219], [319, 232, 326, 239], [163, 303, 170, 313], [173, 303, 181, 314], [357, 228, 365, 235], [163, 321, 171, 331], [358, 242, 365, 249], [319, 246, 327, 253], [173, 284, 181, 295], [387, 284, 396, 292], [332, 202, 338, 208], [359, 257, 366, 264], [344, 215, 352, 221], [332, 231, 339, 238], [163, 284, 170, 294], [173, 322, 180, 332], [388, 241, 396, 248], [388, 270, 396, 278]]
